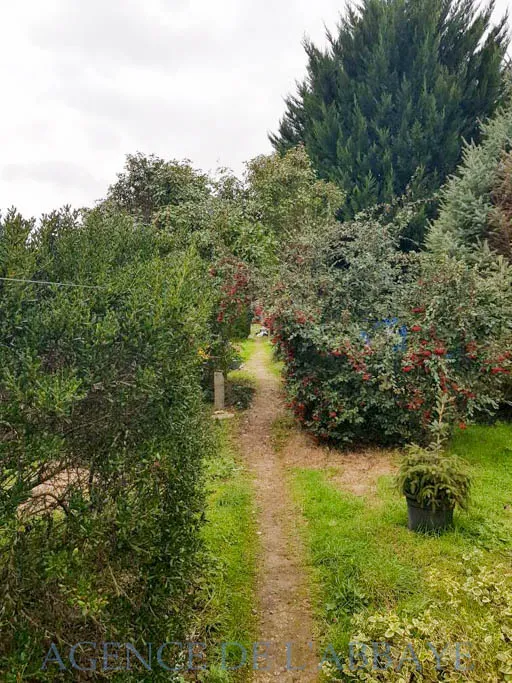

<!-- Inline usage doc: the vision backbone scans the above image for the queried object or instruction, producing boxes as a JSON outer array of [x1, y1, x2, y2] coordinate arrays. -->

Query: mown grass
[[196, 412, 258, 682], [260, 337, 284, 378], [233, 335, 257, 365], [290, 423, 512, 680]]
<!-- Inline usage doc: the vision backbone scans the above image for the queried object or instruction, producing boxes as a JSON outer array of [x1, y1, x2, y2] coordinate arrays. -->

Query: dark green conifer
[[271, 0, 509, 224]]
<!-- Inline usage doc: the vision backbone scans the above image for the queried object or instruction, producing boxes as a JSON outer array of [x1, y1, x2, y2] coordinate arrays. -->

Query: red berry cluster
[[212, 259, 251, 325]]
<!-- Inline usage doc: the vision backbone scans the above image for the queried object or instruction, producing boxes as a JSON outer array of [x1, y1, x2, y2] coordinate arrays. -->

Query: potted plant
[[397, 444, 471, 532]]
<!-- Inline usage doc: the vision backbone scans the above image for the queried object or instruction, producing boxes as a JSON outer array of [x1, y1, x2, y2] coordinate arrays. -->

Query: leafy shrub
[[266, 215, 512, 446], [245, 146, 344, 238], [106, 152, 210, 221], [0, 207, 214, 678], [322, 550, 512, 681]]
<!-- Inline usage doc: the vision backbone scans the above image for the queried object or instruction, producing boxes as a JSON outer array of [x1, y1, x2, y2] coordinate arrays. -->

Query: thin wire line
[[0, 277, 105, 289]]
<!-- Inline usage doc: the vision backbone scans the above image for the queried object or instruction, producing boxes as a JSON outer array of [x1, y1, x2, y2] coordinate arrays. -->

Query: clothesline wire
[[0, 277, 105, 290]]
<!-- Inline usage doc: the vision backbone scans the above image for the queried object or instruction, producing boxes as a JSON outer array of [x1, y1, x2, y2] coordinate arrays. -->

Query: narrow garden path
[[239, 338, 318, 681]]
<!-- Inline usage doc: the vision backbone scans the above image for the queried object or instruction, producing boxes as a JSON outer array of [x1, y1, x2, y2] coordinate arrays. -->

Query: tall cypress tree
[[270, 0, 509, 222]]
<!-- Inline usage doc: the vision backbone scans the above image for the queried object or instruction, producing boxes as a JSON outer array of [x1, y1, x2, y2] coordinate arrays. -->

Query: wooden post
[[214, 371, 225, 412]]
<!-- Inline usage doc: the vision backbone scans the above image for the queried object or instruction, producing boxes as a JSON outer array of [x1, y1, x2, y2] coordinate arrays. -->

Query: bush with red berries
[[201, 256, 254, 388], [210, 257, 252, 330], [266, 218, 512, 446]]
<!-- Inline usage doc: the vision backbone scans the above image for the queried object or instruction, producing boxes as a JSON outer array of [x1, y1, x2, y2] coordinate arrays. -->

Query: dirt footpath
[[239, 339, 318, 682]]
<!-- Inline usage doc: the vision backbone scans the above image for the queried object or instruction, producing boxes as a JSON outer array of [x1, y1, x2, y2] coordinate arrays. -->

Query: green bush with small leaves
[[0, 206, 214, 679]]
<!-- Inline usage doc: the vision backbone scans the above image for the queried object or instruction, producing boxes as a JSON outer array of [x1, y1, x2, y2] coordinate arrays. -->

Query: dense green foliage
[[106, 152, 210, 221], [0, 207, 213, 677], [271, 0, 509, 224], [244, 147, 344, 239], [1, 4, 512, 671], [265, 206, 512, 446], [428, 102, 512, 260]]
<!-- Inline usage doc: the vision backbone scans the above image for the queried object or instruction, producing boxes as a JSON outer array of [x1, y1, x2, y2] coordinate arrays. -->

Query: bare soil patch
[[282, 430, 397, 497], [18, 467, 89, 518]]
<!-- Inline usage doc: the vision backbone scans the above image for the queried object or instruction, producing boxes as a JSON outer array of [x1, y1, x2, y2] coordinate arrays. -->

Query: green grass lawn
[[197, 419, 258, 682], [260, 337, 285, 378], [233, 336, 257, 365], [291, 423, 512, 681]]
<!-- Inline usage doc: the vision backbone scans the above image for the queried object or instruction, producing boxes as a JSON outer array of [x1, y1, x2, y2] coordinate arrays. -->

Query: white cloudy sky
[[0, 0, 510, 217]]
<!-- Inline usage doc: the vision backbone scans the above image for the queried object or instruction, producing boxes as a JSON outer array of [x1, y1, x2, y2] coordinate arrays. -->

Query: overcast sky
[[0, 0, 510, 217]]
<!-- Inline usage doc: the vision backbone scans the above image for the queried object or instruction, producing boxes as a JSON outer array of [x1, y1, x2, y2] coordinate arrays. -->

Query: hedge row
[[0, 207, 213, 678]]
